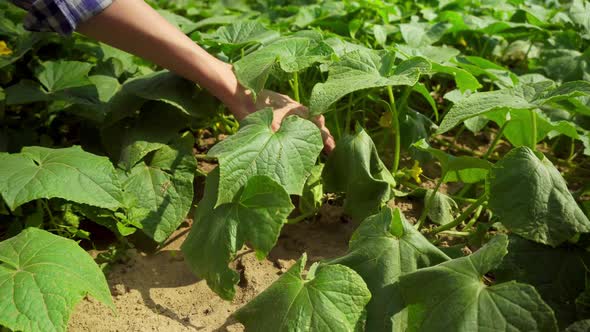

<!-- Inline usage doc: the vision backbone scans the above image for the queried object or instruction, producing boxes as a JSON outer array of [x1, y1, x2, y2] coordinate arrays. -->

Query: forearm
[[76, 0, 254, 119]]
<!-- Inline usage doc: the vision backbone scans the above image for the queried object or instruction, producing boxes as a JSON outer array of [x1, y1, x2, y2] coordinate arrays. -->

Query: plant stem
[[462, 204, 484, 232], [483, 120, 508, 160], [416, 176, 444, 229], [293, 72, 301, 103], [387, 86, 400, 173], [530, 111, 537, 151], [439, 230, 471, 237], [457, 120, 509, 197], [568, 137, 576, 161], [431, 194, 488, 234]]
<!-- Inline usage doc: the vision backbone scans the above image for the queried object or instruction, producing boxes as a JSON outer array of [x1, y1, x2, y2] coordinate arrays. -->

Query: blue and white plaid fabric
[[10, 0, 114, 35]]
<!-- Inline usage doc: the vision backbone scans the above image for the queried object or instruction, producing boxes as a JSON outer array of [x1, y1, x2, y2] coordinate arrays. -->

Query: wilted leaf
[[323, 127, 395, 221]]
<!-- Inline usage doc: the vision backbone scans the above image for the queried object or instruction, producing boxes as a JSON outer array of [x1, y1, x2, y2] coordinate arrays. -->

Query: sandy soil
[[68, 203, 361, 332]]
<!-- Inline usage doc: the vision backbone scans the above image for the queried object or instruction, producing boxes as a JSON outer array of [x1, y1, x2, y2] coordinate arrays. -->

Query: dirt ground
[[68, 203, 363, 332]]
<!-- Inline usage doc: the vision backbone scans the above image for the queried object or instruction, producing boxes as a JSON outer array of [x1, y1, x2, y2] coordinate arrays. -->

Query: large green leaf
[[310, 50, 431, 114], [36, 60, 93, 92], [0, 146, 122, 211], [438, 81, 590, 134], [323, 127, 395, 221], [487, 147, 590, 246], [233, 37, 333, 93], [212, 21, 279, 51], [106, 70, 216, 124], [413, 139, 492, 183], [120, 135, 195, 242], [328, 208, 449, 332], [102, 106, 190, 170], [399, 21, 450, 48], [208, 108, 323, 206], [234, 254, 371, 332], [495, 235, 590, 329], [181, 169, 294, 300], [399, 235, 558, 332], [0, 228, 113, 332]]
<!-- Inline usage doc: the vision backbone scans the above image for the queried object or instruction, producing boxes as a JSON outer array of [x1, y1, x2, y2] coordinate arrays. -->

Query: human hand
[[228, 86, 335, 154], [254, 90, 335, 154]]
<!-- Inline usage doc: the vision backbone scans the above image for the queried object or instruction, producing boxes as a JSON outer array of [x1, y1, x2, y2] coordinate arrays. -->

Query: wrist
[[215, 63, 256, 120]]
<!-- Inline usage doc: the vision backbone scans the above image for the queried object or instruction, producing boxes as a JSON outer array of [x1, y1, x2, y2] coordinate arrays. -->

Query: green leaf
[[413, 139, 492, 183], [425, 189, 458, 225], [438, 81, 590, 134], [0, 33, 42, 69], [104, 106, 190, 170], [120, 135, 195, 242], [399, 110, 437, 161], [487, 147, 590, 246], [399, 235, 558, 332], [310, 50, 431, 114], [234, 253, 371, 332], [495, 235, 590, 329], [208, 108, 323, 206], [437, 89, 534, 134], [36, 60, 93, 92], [400, 21, 449, 48], [566, 320, 590, 332], [157, 9, 198, 34], [0, 146, 122, 211], [181, 169, 294, 300], [234, 37, 332, 93], [106, 71, 216, 124], [323, 127, 395, 221], [431, 63, 482, 92], [570, 0, 590, 34], [328, 208, 449, 332], [213, 21, 279, 49], [5, 80, 49, 105], [0, 228, 113, 332], [298, 164, 324, 217]]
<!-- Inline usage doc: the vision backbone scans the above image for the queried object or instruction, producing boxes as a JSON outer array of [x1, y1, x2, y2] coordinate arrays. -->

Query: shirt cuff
[[22, 0, 114, 35]]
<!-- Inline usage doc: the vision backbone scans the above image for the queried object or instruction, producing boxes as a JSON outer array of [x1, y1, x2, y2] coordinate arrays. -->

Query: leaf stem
[[293, 72, 301, 103], [387, 86, 400, 173], [483, 120, 509, 160], [431, 194, 488, 234], [530, 111, 537, 151]]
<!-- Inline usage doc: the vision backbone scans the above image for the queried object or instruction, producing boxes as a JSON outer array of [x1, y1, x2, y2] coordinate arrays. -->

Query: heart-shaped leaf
[[399, 235, 558, 332], [328, 208, 449, 332], [487, 147, 590, 246], [234, 253, 371, 332], [0, 146, 122, 211], [181, 169, 294, 300], [208, 108, 323, 206], [0, 228, 113, 332]]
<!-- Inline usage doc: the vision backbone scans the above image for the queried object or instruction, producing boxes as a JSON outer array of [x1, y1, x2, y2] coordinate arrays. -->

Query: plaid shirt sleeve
[[9, 0, 114, 35]]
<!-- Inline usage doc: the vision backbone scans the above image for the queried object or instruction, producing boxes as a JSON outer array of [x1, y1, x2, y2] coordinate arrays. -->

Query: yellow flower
[[408, 160, 423, 184], [0, 41, 12, 56], [379, 111, 392, 128]]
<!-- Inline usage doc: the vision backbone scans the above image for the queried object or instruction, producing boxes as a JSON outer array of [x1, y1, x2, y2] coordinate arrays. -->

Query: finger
[[319, 126, 336, 155]]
